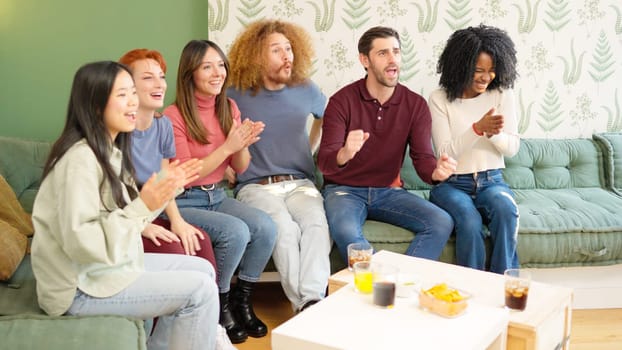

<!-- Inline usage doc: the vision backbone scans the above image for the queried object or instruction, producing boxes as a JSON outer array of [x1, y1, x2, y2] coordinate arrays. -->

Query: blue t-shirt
[[131, 116, 176, 184], [228, 81, 326, 186]]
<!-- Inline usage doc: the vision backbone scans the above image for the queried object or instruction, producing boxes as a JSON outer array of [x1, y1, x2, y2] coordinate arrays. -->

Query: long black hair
[[437, 25, 518, 102], [42, 61, 138, 210]]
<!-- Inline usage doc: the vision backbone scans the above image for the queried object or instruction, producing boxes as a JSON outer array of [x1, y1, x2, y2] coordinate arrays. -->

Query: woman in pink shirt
[[164, 40, 277, 344]]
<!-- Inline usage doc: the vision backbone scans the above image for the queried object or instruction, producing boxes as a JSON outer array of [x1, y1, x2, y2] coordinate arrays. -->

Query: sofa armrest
[[593, 132, 622, 195]]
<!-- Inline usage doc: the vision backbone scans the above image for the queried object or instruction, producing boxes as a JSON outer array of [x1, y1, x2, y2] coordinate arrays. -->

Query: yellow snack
[[419, 283, 469, 317], [424, 283, 465, 302]]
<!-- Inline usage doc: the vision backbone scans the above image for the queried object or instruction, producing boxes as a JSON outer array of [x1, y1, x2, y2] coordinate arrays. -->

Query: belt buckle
[[268, 175, 294, 184], [200, 184, 215, 191]]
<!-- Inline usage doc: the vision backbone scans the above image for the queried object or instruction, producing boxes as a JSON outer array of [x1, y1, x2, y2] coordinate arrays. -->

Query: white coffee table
[[272, 252, 510, 350], [327, 250, 573, 350]]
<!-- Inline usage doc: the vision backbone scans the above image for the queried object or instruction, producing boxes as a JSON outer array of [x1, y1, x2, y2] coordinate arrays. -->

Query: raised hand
[[140, 171, 181, 211], [170, 159, 201, 188], [431, 153, 457, 182], [245, 119, 265, 147], [337, 129, 370, 165], [223, 120, 255, 154], [473, 107, 504, 136]]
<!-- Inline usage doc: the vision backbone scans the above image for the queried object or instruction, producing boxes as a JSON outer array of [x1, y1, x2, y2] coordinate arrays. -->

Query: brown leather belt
[[257, 174, 302, 185]]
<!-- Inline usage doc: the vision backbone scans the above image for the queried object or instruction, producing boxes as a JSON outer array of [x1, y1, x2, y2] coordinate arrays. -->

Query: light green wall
[[0, 0, 209, 141]]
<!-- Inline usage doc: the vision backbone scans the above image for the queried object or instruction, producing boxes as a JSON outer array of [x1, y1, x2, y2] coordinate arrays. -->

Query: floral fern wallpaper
[[207, 0, 622, 138]]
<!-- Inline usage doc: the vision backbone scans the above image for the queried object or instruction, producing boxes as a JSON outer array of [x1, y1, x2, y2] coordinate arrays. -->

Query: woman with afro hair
[[428, 25, 521, 274]]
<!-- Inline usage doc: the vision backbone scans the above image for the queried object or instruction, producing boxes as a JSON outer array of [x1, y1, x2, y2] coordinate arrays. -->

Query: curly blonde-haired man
[[227, 19, 330, 313]]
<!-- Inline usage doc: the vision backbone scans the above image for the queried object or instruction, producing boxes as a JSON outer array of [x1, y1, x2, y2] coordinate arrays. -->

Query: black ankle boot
[[231, 279, 268, 338], [219, 292, 247, 343]]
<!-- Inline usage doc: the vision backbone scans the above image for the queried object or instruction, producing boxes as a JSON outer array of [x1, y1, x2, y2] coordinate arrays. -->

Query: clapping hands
[[139, 159, 201, 211], [223, 118, 265, 154], [473, 107, 504, 137]]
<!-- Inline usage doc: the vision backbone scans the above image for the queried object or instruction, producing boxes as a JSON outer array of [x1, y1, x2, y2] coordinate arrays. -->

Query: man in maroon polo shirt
[[318, 26, 457, 263]]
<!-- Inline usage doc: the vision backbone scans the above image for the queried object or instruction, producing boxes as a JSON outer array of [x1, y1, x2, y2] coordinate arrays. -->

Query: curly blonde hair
[[228, 19, 314, 93]]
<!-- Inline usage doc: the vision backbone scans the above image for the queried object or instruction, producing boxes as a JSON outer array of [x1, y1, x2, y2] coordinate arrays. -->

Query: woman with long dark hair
[[31, 61, 219, 349], [164, 40, 277, 344]]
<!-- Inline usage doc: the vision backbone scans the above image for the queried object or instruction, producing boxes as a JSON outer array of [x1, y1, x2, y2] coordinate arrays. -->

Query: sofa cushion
[[503, 138, 605, 189], [593, 132, 622, 195], [503, 138, 622, 266], [0, 221, 27, 281], [513, 188, 622, 234], [0, 175, 34, 236], [0, 174, 33, 281], [0, 136, 51, 213], [0, 314, 146, 350], [518, 231, 622, 267], [502, 139, 622, 234]]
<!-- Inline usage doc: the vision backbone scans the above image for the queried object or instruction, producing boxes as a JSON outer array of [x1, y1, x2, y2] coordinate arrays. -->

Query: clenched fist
[[431, 153, 457, 182], [337, 129, 370, 166]]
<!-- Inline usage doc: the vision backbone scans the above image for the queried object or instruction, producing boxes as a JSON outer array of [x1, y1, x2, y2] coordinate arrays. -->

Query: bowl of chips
[[418, 282, 470, 317]]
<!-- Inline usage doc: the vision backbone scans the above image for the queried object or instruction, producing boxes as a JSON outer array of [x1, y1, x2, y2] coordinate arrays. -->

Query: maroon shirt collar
[[356, 77, 404, 106]]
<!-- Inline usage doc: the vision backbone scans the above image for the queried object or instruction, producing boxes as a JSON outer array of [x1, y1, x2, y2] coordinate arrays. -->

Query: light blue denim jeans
[[322, 185, 453, 262], [66, 253, 218, 350], [237, 179, 331, 311], [174, 187, 277, 292], [429, 169, 519, 274]]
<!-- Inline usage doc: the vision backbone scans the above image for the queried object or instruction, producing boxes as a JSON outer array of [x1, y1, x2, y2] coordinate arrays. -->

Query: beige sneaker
[[216, 324, 237, 350]]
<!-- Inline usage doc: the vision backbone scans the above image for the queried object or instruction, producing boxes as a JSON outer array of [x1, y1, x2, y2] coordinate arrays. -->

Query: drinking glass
[[373, 264, 398, 308], [353, 261, 374, 294], [504, 268, 531, 311], [347, 242, 373, 271]]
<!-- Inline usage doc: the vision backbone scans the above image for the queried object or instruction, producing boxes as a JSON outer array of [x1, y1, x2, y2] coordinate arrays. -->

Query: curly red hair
[[228, 19, 314, 93]]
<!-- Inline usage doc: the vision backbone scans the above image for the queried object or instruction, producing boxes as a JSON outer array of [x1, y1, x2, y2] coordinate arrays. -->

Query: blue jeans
[[175, 187, 277, 292], [429, 169, 519, 274], [67, 254, 218, 350], [322, 185, 453, 262]]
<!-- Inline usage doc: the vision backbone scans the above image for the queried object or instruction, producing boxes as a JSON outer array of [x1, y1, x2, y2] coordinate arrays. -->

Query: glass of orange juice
[[353, 261, 374, 294]]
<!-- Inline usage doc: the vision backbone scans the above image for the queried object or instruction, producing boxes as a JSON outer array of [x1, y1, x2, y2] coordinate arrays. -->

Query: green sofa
[[2, 134, 622, 348], [357, 134, 622, 269], [0, 137, 146, 350]]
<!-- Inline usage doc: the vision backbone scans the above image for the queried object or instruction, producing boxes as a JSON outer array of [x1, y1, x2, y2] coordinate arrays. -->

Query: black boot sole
[[229, 334, 248, 344], [247, 329, 268, 338]]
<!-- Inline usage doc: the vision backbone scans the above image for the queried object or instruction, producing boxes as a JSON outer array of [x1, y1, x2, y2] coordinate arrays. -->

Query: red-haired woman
[[119, 49, 216, 263]]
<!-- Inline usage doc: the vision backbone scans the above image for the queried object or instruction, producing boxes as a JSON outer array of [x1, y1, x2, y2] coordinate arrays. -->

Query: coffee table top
[[330, 250, 574, 331], [272, 251, 510, 350]]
